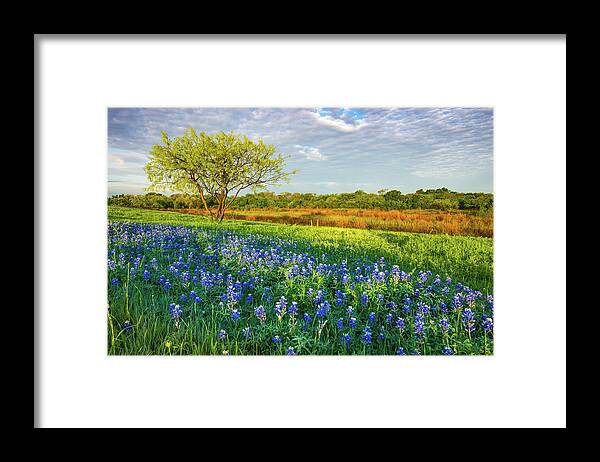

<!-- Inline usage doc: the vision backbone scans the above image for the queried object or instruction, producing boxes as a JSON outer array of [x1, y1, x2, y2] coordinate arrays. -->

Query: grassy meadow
[[108, 206, 493, 290], [107, 206, 493, 355]]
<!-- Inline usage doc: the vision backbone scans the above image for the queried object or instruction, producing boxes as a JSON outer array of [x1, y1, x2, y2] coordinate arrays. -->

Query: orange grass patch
[[162, 208, 493, 238]]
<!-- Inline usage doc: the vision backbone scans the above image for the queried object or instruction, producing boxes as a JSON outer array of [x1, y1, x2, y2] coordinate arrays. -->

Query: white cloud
[[307, 110, 367, 133], [294, 144, 326, 161]]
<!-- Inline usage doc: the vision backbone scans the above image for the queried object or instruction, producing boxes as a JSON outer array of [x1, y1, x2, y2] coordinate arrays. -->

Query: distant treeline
[[108, 188, 493, 213]]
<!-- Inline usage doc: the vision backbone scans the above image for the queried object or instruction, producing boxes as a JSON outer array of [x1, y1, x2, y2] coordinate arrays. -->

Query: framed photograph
[[35, 35, 566, 428]]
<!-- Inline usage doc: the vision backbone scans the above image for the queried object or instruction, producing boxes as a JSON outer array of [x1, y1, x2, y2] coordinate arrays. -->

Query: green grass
[[108, 205, 493, 292]]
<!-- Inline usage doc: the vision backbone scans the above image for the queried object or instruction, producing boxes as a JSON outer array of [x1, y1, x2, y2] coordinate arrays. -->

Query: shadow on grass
[[370, 230, 411, 247]]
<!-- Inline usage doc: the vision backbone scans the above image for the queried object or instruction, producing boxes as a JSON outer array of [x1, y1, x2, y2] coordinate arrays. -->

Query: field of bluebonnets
[[107, 206, 493, 355]]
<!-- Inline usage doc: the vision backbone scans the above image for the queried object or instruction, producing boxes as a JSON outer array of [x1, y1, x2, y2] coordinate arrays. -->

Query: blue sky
[[108, 107, 493, 196]]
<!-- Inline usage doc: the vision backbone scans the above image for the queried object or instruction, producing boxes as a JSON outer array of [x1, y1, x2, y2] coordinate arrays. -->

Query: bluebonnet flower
[[286, 346, 296, 355], [341, 333, 351, 346], [442, 346, 454, 355], [439, 302, 448, 313], [439, 318, 450, 333], [121, 320, 133, 334], [143, 270, 150, 280], [368, 312, 376, 323], [226, 283, 241, 304], [261, 288, 273, 303], [275, 299, 287, 320], [391, 265, 401, 281], [465, 291, 477, 308], [288, 301, 298, 316], [395, 317, 406, 333], [395, 347, 406, 355], [315, 304, 326, 318], [414, 313, 425, 337], [169, 303, 182, 319], [231, 309, 241, 321], [452, 294, 463, 311], [218, 329, 227, 340], [336, 318, 344, 330], [272, 335, 282, 344], [246, 293, 254, 304], [482, 317, 493, 332], [486, 295, 494, 315], [417, 302, 430, 315], [361, 327, 372, 344], [377, 293, 384, 302], [418, 270, 430, 283], [462, 308, 475, 332], [242, 326, 251, 339], [316, 300, 330, 318], [378, 329, 385, 340], [194, 296, 201, 304], [347, 306, 354, 315], [277, 296, 288, 310], [111, 278, 119, 286], [385, 313, 394, 324], [313, 290, 325, 306], [360, 292, 369, 306], [349, 317, 357, 329], [254, 305, 266, 322], [164, 281, 172, 291], [287, 265, 300, 279], [303, 312, 312, 323]]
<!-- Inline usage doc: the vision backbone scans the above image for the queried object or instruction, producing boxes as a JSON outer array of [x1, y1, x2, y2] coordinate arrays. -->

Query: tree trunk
[[214, 191, 226, 222], [196, 185, 213, 220]]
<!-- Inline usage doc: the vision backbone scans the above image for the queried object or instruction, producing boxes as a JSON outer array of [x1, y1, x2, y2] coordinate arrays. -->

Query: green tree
[[384, 189, 402, 202], [145, 129, 295, 221]]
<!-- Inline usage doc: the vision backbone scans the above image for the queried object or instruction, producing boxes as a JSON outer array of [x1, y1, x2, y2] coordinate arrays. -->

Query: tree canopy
[[145, 129, 294, 220], [109, 188, 493, 214]]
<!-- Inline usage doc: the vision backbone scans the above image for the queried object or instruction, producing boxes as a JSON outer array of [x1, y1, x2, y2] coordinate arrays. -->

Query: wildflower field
[[107, 206, 493, 355]]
